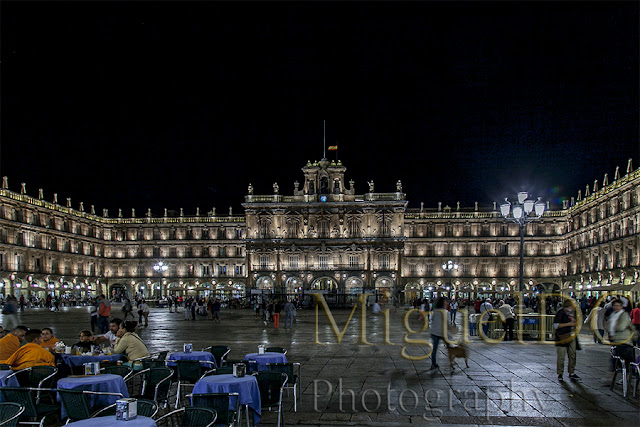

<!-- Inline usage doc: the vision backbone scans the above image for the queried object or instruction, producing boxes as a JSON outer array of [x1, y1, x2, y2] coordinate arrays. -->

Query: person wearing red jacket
[[630, 302, 640, 346]]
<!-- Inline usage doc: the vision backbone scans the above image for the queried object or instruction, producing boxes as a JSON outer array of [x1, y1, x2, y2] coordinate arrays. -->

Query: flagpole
[[323, 120, 326, 159]]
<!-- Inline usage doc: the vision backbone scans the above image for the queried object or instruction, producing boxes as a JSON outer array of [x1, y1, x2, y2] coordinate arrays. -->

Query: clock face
[[320, 195, 328, 202]]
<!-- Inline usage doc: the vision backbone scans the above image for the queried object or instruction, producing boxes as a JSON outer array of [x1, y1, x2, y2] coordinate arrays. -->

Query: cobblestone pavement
[[2, 303, 638, 426]]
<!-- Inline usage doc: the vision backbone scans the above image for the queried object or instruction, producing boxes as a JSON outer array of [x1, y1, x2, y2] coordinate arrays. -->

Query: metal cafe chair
[[0, 402, 25, 427], [202, 345, 230, 368], [186, 392, 240, 427], [255, 371, 288, 427], [173, 360, 216, 408], [266, 362, 301, 411], [265, 347, 288, 355], [57, 388, 124, 424], [156, 406, 217, 427], [0, 387, 59, 427]]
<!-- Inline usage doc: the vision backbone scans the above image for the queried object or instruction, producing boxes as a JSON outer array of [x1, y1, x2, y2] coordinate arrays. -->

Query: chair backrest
[[156, 350, 169, 361], [0, 387, 39, 418], [136, 398, 159, 418], [266, 363, 296, 383], [28, 366, 58, 388], [176, 360, 204, 383], [256, 371, 288, 407], [207, 346, 230, 367], [0, 364, 11, 371], [142, 359, 166, 371], [0, 402, 25, 427], [190, 392, 238, 426], [102, 365, 132, 379], [212, 367, 233, 375], [145, 367, 174, 403], [183, 406, 217, 427], [265, 346, 287, 354], [57, 389, 93, 421]]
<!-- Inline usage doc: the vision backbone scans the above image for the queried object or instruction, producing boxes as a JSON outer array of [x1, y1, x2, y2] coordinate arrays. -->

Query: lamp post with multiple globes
[[153, 261, 168, 298], [441, 260, 459, 298], [500, 192, 545, 292]]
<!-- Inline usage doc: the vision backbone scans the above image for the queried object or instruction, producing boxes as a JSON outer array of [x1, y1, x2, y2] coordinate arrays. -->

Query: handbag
[[557, 332, 573, 341]]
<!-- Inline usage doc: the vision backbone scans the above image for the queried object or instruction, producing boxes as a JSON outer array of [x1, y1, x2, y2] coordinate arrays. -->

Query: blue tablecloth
[[0, 370, 20, 402], [60, 354, 124, 368], [66, 415, 156, 426], [57, 374, 129, 419], [167, 351, 217, 368], [193, 374, 261, 425], [244, 352, 287, 371]]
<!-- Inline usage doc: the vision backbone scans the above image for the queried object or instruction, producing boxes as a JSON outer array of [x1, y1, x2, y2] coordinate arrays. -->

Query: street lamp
[[442, 260, 459, 297], [153, 261, 168, 298], [500, 192, 545, 292]]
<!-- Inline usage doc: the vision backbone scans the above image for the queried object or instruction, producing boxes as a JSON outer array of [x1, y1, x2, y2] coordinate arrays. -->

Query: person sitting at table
[[90, 318, 122, 347], [40, 327, 60, 351], [114, 321, 150, 367], [3, 329, 55, 370], [72, 330, 94, 353], [0, 325, 28, 362]]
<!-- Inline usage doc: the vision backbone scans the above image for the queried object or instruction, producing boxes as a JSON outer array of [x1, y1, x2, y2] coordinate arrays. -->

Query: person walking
[[212, 299, 221, 323], [630, 302, 640, 346], [272, 300, 282, 328], [122, 297, 134, 320], [553, 299, 580, 381], [1, 296, 19, 331], [608, 298, 636, 366], [450, 299, 459, 324], [284, 299, 296, 329], [429, 297, 447, 370], [498, 300, 515, 341], [479, 298, 493, 337], [89, 298, 100, 333], [184, 298, 191, 321], [584, 305, 605, 344], [19, 295, 25, 312], [138, 300, 150, 327], [97, 295, 111, 334]]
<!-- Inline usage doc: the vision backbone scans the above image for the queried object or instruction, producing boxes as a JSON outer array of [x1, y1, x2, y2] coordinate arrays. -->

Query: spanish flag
[[328, 145, 338, 151]]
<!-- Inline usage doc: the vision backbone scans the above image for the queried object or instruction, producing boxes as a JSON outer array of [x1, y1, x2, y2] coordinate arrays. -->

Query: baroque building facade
[[0, 159, 638, 303]]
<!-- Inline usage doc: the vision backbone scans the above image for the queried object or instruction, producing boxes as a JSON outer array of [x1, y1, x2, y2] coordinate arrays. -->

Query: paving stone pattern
[[2, 303, 638, 426]]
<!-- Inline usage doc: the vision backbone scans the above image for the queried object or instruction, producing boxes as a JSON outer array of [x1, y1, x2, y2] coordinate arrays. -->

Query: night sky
[[1, 2, 638, 216]]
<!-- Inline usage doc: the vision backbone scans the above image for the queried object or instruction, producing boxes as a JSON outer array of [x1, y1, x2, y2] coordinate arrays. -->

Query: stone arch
[[256, 276, 274, 290], [310, 276, 338, 291]]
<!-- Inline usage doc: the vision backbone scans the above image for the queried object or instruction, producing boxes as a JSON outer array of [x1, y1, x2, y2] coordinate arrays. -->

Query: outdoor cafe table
[[167, 351, 217, 368], [66, 415, 156, 427], [60, 353, 124, 368], [57, 374, 128, 419], [0, 370, 20, 402], [192, 373, 261, 425], [244, 352, 287, 372]]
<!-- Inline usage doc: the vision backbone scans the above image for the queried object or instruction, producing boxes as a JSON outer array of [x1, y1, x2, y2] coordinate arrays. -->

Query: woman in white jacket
[[429, 297, 447, 370]]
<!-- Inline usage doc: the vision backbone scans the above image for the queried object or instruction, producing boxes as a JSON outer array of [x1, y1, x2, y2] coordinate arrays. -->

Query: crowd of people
[[0, 315, 150, 373], [255, 299, 297, 328]]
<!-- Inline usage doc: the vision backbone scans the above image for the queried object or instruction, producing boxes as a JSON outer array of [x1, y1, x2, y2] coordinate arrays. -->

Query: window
[[289, 255, 299, 270], [319, 255, 329, 269], [202, 265, 211, 276], [219, 246, 226, 257], [379, 254, 390, 270], [259, 255, 269, 269], [235, 265, 242, 275], [218, 265, 226, 276], [349, 255, 359, 268], [409, 264, 417, 276]]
